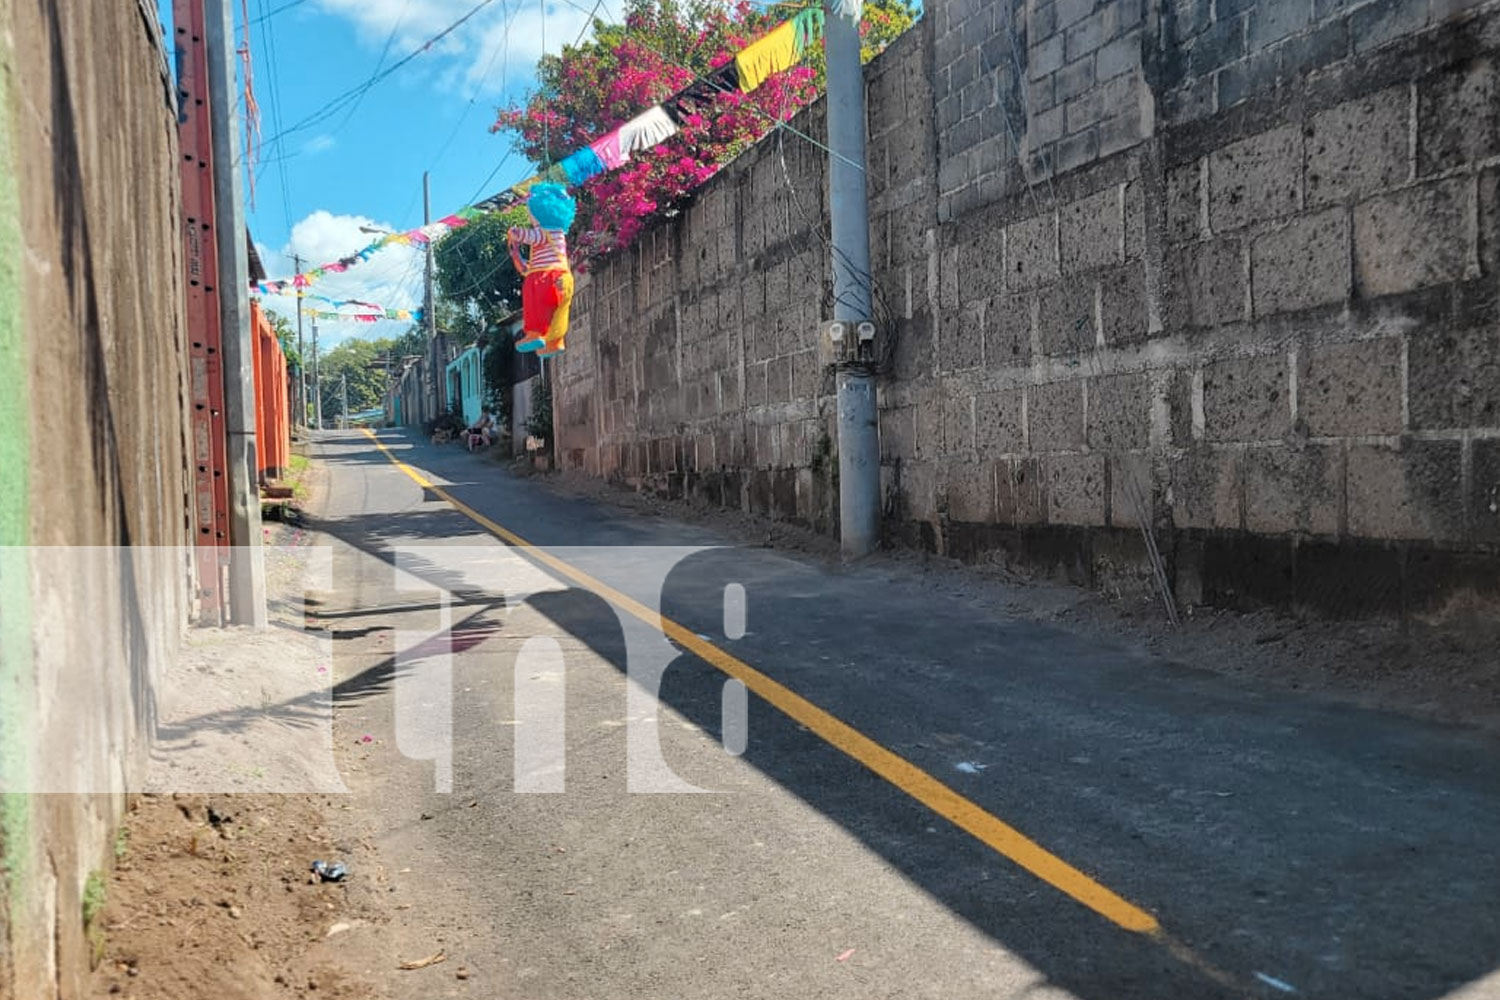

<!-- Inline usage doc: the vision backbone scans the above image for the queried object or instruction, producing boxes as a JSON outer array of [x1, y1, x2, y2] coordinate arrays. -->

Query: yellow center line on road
[[360, 428, 1161, 935]]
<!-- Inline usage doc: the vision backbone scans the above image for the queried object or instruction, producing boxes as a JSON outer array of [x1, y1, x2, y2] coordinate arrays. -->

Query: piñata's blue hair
[[527, 182, 576, 231]]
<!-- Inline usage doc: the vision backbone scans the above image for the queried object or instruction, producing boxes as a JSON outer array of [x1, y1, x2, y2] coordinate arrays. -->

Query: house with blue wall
[[445, 344, 484, 426]]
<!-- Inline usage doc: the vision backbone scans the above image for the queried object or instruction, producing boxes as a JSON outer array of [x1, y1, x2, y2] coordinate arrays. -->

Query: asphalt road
[[310, 428, 1500, 1000]]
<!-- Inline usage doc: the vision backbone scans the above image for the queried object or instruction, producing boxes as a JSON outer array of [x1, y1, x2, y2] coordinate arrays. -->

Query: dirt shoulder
[[87, 450, 431, 1000], [528, 464, 1500, 736], [87, 793, 387, 1000]]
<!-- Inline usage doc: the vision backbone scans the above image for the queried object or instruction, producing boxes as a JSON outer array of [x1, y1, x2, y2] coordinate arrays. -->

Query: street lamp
[[359, 225, 391, 235]]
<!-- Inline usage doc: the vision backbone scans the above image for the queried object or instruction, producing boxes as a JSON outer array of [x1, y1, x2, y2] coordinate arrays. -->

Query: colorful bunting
[[589, 129, 629, 170], [303, 307, 424, 324], [251, 213, 476, 296], [249, 11, 824, 296], [793, 8, 826, 52], [560, 147, 606, 185], [618, 106, 679, 154], [736, 19, 799, 93]]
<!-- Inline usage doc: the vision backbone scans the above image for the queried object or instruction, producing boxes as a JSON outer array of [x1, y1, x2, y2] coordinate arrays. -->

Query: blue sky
[[160, 0, 615, 345]]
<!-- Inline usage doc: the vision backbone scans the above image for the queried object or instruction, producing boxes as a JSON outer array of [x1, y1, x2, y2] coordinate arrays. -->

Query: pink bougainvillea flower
[[492, 0, 914, 260]]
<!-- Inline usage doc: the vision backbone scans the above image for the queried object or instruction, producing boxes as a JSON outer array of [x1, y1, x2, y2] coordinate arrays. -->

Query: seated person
[[466, 408, 495, 451]]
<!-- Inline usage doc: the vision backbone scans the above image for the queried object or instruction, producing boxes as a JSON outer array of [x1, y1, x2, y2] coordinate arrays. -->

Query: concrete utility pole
[[340, 372, 348, 430], [423, 171, 439, 422], [311, 318, 322, 430], [294, 252, 308, 429], [204, 0, 267, 625], [825, 0, 880, 559]]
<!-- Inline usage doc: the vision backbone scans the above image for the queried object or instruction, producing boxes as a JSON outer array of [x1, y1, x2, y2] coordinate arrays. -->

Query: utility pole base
[[837, 367, 880, 560]]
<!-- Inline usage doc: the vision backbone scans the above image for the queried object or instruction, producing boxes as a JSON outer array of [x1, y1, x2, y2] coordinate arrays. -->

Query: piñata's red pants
[[519, 268, 574, 354]]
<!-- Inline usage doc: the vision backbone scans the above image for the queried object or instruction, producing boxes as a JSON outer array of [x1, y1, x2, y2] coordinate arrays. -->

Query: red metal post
[[251, 300, 268, 480], [250, 301, 289, 479], [173, 0, 231, 623]]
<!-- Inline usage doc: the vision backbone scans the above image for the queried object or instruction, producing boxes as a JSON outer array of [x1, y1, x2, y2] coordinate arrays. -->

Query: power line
[[466, 148, 518, 207], [248, 0, 310, 26], [432, 210, 526, 304], [385, 0, 519, 245], [424, 0, 519, 202], [259, 0, 502, 159], [571, 0, 611, 47], [330, 0, 416, 133], [256, 0, 296, 231], [540, 0, 549, 164], [269, 0, 816, 301]]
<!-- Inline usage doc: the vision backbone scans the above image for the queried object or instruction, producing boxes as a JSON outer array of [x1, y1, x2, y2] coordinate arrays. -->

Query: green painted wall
[[0, 13, 35, 897]]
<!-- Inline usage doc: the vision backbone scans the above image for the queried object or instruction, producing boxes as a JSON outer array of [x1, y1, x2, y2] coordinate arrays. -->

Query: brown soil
[[534, 466, 1500, 735], [87, 450, 408, 1000], [86, 794, 388, 1000]]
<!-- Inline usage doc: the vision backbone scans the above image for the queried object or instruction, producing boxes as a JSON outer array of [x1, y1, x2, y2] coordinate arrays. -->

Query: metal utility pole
[[293, 252, 308, 429], [311, 318, 322, 430], [205, 0, 267, 625], [423, 171, 439, 422], [825, 0, 880, 559]]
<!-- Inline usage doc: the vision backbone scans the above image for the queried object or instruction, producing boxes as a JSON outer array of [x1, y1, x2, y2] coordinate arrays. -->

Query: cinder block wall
[[555, 0, 1500, 618], [0, 2, 192, 996]]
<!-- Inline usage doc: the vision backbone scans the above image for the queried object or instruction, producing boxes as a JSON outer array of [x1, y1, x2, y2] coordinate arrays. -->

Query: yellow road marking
[[360, 429, 1161, 934]]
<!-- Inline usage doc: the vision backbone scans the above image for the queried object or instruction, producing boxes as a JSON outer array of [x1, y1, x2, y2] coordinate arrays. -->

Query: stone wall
[[553, 0, 1500, 618], [0, 1, 192, 996]]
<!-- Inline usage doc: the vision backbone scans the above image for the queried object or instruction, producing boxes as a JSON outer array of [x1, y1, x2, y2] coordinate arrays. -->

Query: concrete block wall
[[555, 0, 1500, 617], [558, 39, 942, 530], [931, 0, 1156, 218], [1, 2, 192, 997], [1161, 0, 1495, 124], [1149, 4, 1500, 610]]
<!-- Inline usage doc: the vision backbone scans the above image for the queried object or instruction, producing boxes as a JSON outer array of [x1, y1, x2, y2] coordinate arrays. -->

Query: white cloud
[[255, 210, 427, 348], [312, 0, 617, 99], [303, 134, 337, 154]]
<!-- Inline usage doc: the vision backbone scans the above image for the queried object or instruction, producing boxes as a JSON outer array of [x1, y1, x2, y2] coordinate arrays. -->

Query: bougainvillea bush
[[494, 0, 916, 261]]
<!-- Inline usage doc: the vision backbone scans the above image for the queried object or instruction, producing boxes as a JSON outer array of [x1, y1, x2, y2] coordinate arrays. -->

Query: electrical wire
[[775, 126, 899, 372], [541, 0, 550, 164], [257, 0, 297, 231], [248, 0, 310, 26], [269, 0, 829, 321], [402, 0, 522, 229], [330, 0, 416, 134], [571, 0, 612, 48], [466, 148, 519, 207], [432, 212, 527, 305], [427, 0, 516, 175], [237, 0, 263, 209], [395, 0, 518, 236], [259, 0, 502, 160]]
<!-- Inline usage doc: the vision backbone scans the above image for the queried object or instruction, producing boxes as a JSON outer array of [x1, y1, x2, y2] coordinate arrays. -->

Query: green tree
[[433, 298, 486, 344], [264, 308, 302, 370], [317, 337, 395, 420], [389, 324, 426, 361], [801, 0, 919, 76], [433, 208, 528, 323]]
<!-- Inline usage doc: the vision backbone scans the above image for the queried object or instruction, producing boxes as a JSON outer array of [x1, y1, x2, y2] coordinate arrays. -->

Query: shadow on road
[[312, 428, 1500, 1000]]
